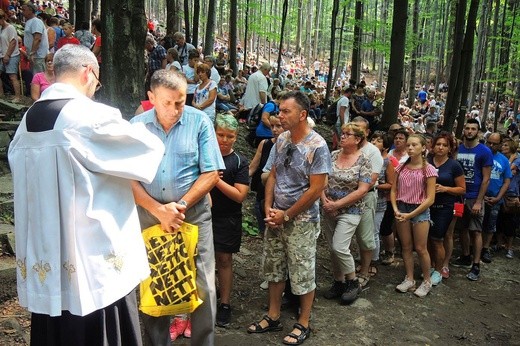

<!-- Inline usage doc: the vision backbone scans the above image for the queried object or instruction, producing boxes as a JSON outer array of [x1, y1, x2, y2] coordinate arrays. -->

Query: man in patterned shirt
[[145, 36, 167, 92], [247, 91, 331, 345]]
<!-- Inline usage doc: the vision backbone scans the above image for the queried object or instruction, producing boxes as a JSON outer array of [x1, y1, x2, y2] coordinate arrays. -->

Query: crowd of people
[[6, 6, 520, 346]]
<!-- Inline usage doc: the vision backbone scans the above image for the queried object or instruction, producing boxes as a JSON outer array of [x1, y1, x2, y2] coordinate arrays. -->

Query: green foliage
[[242, 214, 259, 236]]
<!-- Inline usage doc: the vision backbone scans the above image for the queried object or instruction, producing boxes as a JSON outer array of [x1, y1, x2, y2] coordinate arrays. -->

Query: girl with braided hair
[[391, 134, 438, 297]]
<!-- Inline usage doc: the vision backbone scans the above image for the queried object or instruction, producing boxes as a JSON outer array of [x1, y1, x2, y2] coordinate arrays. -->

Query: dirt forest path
[[1, 124, 520, 345]]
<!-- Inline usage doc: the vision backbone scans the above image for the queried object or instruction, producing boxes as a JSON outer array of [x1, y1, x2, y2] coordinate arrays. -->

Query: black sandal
[[247, 315, 283, 334], [282, 323, 311, 345]]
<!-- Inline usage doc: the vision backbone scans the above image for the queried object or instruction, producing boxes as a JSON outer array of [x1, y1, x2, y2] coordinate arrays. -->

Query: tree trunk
[[276, 0, 289, 77], [295, 0, 303, 55], [444, 0, 458, 82], [167, 0, 182, 35], [372, 0, 378, 72], [229, 0, 238, 75], [69, 0, 76, 25], [441, 0, 467, 133], [468, 0, 489, 109], [304, 0, 313, 73], [100, 0, 147, 118], [313, 0, 321, 61], [408, 0, 419, 107], [92, 0, 100, 18], [75, 0, 88, 26], [204, 0, 217, 56], [454, 0, 480, 137], [333, 5, 348, 89], [184, 0, 191, 42], [192, 0, 200, 47], [434, 0, 450, 98], [482, 0, 500, 126], [381, 0, 408, 129], [243, 0, 249, 65], [325, 0, 340, 104], [378, 0, 388, 90], [424, 0, 438, 85], [351, 1, 363, 83]]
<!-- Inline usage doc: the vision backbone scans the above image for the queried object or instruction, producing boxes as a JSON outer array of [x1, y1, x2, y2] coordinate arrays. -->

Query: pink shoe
[[441, 266, 450, 279], [183, 319, 192, 338], [169, 317, 188, 341]]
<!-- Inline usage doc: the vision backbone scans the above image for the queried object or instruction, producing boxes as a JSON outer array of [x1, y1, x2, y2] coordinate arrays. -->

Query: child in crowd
[[370, 132, 397, 263], [166, 47, 181, 71], [181, 49, 200, 106], [391, 134, 437, 297], [249, 114, 284, 236], [56, 22, 80, 50], [211, 114, 250, 327]]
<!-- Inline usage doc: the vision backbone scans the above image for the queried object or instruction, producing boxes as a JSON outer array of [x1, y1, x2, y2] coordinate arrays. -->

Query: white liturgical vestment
[[8, 83, 165, 316]]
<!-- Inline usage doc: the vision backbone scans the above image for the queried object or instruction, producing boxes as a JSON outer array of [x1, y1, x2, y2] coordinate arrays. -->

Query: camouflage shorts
[[263, 220, 319, 295]]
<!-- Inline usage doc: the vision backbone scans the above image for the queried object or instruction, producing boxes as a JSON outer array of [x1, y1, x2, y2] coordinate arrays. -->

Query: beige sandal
[[357, 274, 370, 287]]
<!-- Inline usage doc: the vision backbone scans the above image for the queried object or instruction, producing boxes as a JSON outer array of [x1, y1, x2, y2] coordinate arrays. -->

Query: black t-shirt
[[428, 157, 464, 205], [211, 151, 250, 217]]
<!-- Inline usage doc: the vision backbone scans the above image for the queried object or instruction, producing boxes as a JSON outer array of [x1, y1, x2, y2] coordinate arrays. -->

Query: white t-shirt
[[241, 70, 268, 109], [336, 95, 350, 125], [210, 66, 221, 84], [313, 60, 320, 71], [194, 80, 217, 122], [0, 24, 20, 57], [182, 65, 197, 94], [24, 17, 49, 58]]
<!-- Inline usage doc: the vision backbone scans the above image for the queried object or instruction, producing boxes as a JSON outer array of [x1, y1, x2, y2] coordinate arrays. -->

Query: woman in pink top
[[391, 134, 437, 298], [31, 53, 55, 101]]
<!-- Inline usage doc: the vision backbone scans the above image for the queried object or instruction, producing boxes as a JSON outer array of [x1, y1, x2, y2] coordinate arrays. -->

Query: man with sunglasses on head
[[8, 44, 165, 345], [247, 91, 331, 346]]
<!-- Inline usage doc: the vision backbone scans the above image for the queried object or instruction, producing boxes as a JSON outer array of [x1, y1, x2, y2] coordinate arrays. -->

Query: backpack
[[245, 101, 277, 147]]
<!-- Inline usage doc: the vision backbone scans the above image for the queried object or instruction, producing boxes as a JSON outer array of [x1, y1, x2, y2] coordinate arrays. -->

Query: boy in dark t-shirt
[[211, 114, 250, 327]]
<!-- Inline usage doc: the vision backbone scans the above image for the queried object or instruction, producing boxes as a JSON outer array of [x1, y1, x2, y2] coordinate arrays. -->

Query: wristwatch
[[178, 199, 188, 208], [283, 211, 290, 222]]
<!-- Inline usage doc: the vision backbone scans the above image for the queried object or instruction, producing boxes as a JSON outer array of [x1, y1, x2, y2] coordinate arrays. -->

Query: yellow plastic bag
[[139, 223, 202, 317]]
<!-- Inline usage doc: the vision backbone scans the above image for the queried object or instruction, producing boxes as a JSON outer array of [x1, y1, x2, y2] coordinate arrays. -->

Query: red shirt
[[57, 37, 81, 50]]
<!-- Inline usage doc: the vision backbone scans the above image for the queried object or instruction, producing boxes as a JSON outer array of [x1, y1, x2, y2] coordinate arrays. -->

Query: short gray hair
[[53, 44, 98, 77], [150, 69, 187, 92], [172, 32, 185, 40]]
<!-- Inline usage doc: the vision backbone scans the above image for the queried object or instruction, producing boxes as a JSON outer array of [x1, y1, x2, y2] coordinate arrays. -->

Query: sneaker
[[216, 303, 232, 327], [414, 280, 432, 297], [323, 280, 346, 300], [441, 266, 450, 279], [381, 251, 395, 265], [340, 279, 362, 305], [431, 270, 442, 286], [481, 249, 492, 263], [396, 277, 416, 293], [466, 266, 480, 281], [183, 319, 191, 338], [169, 316, 188, 341], [421, 267, 435, 278], [506, 249, 514, 259], [260, 280, 268, 290], [451, 255, 472, 268]]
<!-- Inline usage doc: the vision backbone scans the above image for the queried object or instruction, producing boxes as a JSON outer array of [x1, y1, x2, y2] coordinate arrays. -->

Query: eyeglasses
[[486, 141, 501, 146], [341, 132, 357, 138], [82, 64, 102, 92], [284, 145, 295, 168]]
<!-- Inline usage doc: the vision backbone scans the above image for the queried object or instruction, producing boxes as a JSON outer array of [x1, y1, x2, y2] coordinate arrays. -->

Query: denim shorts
[[483, 202, 500, 233], [0, 54, 20, 75], [397, 201, 430, 224]]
